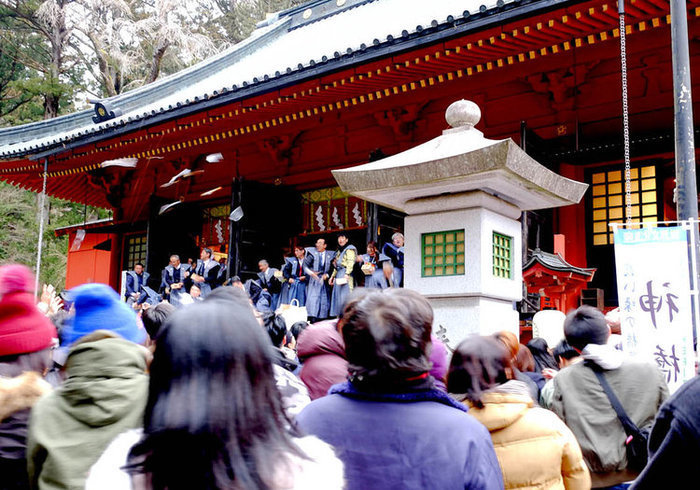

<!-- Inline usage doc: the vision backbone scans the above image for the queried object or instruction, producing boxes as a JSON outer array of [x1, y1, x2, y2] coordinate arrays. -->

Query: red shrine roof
[[523, 248, 596, 279], [53, 218, 113, 237], [0, 0, 691, 211]]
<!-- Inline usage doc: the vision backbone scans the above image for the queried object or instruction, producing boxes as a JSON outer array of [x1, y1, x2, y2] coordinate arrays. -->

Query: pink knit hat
[[0, 264, 35, 296]]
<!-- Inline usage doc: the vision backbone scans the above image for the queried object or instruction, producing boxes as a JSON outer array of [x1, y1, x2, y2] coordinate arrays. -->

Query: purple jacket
[[296, 383, 504, 490], [297, 321, 348, 399]]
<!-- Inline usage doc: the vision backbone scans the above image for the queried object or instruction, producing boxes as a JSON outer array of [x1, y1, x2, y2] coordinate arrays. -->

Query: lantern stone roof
[[523, 248, 596, 278], [332, 100, 589, 213], [0, 0, 562, 160]]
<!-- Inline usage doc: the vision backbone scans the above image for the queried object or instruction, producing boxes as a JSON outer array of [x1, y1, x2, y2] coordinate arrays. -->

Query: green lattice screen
[[492, 232, 512, 279], [421, 230, 465, 277]]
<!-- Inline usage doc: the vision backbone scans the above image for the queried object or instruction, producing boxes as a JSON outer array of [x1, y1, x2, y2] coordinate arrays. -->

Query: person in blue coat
[[279, 246, 307, 306], [631, 375, 700, 489], [160, 255, 191, 307], [125, 263, 149, 306], [382, 232, 404, 287], [257, 259, 282, 311], [245, 279, 274, 313], [296, 288, 503, 490], [358, 241, 391, 289], [304, 238, 335, 322], [191, 248, 220, 298]]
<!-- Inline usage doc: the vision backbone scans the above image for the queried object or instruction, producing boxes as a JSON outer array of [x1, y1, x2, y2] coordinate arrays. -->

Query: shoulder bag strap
[[586, 361, 640, 437]]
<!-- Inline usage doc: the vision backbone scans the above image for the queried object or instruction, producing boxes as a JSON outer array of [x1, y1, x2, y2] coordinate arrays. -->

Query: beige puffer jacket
[[465, 381, 590, 490]]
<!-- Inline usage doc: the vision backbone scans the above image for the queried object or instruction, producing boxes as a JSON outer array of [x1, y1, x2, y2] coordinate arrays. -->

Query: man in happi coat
[[329, 233, 357, 317], [160, 254, 191, 307], [280, 246, 308, 306], [358, 241, 392, 289], [191, 248, 220, 298], [258, 259, 282, 310], [381, 232, 405, 287], [245, 278, 274, 313], [125, 263, 149, 306], [216, 257, 228, 286], [304, 238, 335, 323]]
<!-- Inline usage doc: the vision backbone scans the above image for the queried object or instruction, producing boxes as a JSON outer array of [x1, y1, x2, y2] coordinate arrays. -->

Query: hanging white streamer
[[352, 203, 363, 226], [332, 207, 344, 229], [215, 220, 224, 243], [315, 205, 326, 231]]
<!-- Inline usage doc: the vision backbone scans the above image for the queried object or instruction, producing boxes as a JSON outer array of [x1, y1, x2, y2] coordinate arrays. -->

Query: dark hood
[[58, 332, 148, 427], [297, 320, 346, 361]]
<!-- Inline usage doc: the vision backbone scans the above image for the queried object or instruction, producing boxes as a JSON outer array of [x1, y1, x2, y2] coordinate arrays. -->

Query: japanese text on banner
[[613, 225, 697, 393]]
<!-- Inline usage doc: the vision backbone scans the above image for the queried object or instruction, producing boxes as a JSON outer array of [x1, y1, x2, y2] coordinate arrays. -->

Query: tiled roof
[[53, 217, 112, 236], [523, 248, 595, 276], [0, 0, 559, 160]]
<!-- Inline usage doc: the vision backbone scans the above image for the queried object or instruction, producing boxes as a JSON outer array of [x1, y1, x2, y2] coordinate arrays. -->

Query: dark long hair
[[526, 338, 559, 372], [127, 298, 304, 489], [447, 336, 511, 408]]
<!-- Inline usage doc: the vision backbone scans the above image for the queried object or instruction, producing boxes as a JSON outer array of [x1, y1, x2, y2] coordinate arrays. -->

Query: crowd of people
[[126, 233, 406, 323], [0, 260, 698, 490]]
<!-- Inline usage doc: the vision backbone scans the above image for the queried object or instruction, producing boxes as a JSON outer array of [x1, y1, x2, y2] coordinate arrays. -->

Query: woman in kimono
[[279, 245, 308, 306], [329, 233, 357, 317], [358, 241, 391, 289]]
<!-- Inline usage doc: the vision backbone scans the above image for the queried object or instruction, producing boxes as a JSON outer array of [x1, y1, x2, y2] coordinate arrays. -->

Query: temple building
[[0, 0, 697, 309]]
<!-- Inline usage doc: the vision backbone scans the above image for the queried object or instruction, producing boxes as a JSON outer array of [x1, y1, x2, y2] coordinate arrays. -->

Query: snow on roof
[[0, 0, 533, 159]]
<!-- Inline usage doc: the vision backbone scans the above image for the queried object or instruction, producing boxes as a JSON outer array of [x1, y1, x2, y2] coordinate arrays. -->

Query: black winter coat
[[631, 375, 700, 489]]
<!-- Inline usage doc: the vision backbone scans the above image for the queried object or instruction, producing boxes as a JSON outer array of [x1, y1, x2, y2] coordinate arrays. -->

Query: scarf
[[329, 378, 467, 412]]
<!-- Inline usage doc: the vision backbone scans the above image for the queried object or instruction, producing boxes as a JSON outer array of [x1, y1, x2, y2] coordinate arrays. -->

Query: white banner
[[613, 224, 698, 393]]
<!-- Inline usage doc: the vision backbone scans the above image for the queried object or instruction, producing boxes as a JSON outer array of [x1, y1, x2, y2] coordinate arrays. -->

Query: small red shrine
[[523, 241, 597, 313]]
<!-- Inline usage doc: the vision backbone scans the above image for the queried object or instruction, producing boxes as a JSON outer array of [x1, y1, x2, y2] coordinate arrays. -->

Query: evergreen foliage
[[0, 0, 302, 289], [0, 181, 109, 289]]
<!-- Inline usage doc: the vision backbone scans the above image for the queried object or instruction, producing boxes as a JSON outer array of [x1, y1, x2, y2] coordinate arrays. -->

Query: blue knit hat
[[62, 283, 146, 346]]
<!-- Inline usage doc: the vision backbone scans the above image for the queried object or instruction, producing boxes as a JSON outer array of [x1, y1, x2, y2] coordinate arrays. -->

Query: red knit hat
[[0, 265, 56, 357]]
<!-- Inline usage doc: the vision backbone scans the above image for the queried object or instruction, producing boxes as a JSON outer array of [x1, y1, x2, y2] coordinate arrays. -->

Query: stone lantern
[[332, 100, 588, 346]]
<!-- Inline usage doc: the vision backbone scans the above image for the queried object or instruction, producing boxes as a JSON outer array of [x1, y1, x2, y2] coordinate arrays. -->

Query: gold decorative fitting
[[303, 8, 312, 19]]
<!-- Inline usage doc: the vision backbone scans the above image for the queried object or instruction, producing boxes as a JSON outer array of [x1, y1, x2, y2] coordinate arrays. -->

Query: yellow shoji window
[[590, 165, 657, 246]]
